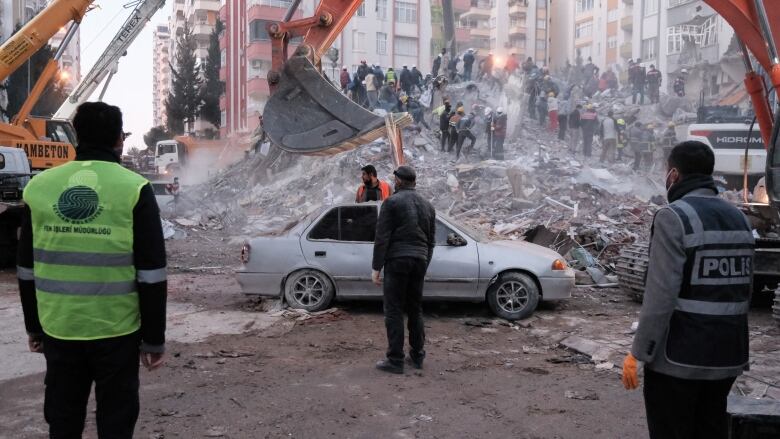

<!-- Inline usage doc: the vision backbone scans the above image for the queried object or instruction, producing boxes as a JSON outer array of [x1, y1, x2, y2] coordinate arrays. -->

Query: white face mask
[[665, 168, 676, 191]]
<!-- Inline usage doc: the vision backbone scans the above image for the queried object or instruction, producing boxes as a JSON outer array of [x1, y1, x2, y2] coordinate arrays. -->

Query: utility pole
[[441, 0, 456, 57]]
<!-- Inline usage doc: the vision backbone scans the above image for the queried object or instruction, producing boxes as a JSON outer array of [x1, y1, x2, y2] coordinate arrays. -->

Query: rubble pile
[[171, 79, 673, 284]]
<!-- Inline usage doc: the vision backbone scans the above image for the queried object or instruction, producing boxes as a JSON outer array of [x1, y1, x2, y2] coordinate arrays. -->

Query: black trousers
[[644, 368, 736, 439], [557, 114, 567, 140], [582, 133, 594, 157], [383, 258, 427, 365], [448, 128, 458, 152], [440, 130, 450, 151], [456, 131, 476, 159], [492, 136, 505, 160], [43, 332, 141, 439]]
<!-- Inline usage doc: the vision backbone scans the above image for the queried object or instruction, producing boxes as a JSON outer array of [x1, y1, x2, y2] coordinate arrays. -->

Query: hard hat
[[617, 118, 626, 125], [668, 121, 675, 127], [457, 106, 465, 113], [412, 65, 416, 68], [548, 92, 555, 97], [681, 68, 688, 74], [342, 65, 347, 69], [401, 95, 408, 102], [496, 106, 504, 114], [585, 104, 593, 109], [544, 75, 551, 80], [484, 107, 492, 117]]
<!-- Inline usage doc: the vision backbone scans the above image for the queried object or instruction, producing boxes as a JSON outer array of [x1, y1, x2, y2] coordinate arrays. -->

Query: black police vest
[[665, 196, 754, 369]]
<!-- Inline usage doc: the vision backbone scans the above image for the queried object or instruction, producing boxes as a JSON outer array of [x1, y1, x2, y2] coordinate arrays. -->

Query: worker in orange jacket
[[356, 164, 392, 202]]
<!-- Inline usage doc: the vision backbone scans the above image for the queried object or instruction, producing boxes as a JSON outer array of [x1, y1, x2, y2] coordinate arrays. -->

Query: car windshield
[[439, 214, 486, 242]]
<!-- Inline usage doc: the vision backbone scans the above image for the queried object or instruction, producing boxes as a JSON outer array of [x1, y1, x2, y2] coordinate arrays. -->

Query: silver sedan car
[[236, 202, 574, 320]]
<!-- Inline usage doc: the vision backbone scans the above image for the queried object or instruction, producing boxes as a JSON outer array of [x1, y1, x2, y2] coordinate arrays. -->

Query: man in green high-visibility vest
[[17, 102, 167, 438]]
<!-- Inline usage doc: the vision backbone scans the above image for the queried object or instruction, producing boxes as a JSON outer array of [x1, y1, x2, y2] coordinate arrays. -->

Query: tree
[[200, 19, 223, 130], [143, 125, 171, 148], [165, 22, 202, 135], [4, 23, 68, 119]]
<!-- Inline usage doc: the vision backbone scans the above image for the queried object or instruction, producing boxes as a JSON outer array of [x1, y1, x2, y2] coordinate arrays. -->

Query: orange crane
[[0, 0, 94, 171]]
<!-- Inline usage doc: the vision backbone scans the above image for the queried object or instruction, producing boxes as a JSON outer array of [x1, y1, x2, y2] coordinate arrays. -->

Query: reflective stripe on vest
[[663, 196, 754, 370], [23, 160, 148, 340]]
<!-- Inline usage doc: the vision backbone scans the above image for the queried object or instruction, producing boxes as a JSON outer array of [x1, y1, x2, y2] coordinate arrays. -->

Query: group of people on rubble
[[431, 48, 521, 89], [340, 60, 431, 115], [432, 98, 508, 162]]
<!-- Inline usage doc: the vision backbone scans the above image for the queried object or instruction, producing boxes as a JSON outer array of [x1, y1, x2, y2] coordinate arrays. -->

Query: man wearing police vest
[[622, 140, 754, 439], [17, 102, 167, 438]]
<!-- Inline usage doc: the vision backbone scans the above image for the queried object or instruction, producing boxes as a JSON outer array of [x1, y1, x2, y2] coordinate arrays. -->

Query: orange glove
[[622, 353, 639, 390]]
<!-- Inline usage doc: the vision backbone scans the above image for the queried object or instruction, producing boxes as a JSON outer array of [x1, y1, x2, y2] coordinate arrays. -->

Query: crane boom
[[0, 0, 93, 83], [54, 0, 166, 120]]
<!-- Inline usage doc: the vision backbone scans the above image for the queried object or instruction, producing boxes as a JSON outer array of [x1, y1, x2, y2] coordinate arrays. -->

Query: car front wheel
[[284, 269, 335, 312], [486, 272, 540, 320]]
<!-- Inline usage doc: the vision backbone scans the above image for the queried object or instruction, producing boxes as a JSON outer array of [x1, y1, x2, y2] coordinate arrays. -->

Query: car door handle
[[314, 251, 326, 257]]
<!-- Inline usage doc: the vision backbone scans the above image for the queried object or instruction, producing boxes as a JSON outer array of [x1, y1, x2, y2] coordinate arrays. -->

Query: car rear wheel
[[487, 272, 540, 321], [284, 269, 335, 312]]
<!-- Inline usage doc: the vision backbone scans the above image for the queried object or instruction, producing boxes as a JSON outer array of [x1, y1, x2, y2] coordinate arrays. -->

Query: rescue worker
[[455, 111, 477, 160], [399, 65, 413, 95], [646, 64, 662, 104], [373, 64, 385, 87], [357, 60, 370, 81], [339, 66, 351, 93], [557, 96, 570, 141], [630, 58, 646, 105], [642, 123, 657, 167], [629, 120, 645, 170], [432, 50, 444, 77], [356, 164, 392, 202], [438, 100, 452, 152], [536, 92, 548, 127], [447, 56, 460, 81], [385, 67, 397, 86], [547, 92, 559, 133], [411, 65, 424, 92], [407, 96, 429, 129], [504, 53, 519, 76], [661, 122, 678, 162], [448, 107, 464, 152], [477, 53, 494, 81], [484, 107, 494, 154], [616, 118, 628, 160], [599, 110, 618, 163], [372, 165, 436, 374], [674, 69, 688, 97], [490, 107, 507, 160], [580, 104, 599, 158], [365, 70, 378, 109], [17, 102, 167, 438], [569, 104, 582, 154], [462, 49, 475, 81], [379, 80, 399, 112], [623, 140, 754, 439]]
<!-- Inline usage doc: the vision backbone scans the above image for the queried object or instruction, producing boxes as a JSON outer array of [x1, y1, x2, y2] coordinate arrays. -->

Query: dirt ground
[[1, 238, 777, 438]]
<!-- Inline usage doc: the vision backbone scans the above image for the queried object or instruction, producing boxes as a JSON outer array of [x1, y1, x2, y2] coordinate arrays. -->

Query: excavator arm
[[262, 0, 406, 155]]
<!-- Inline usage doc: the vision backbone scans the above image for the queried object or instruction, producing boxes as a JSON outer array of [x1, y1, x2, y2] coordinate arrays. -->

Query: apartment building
[[333, 0, 433, 75], [564, 0, 632, 74], [50, 25, 80, 93], [219, 0, 315, 137], [630, 0, 737, 98], [169, 0, 221, 135], [152, 25, 171, 128]]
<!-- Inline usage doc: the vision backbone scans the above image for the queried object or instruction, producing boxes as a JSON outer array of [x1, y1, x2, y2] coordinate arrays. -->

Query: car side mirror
[[446, 233, 466, 246]]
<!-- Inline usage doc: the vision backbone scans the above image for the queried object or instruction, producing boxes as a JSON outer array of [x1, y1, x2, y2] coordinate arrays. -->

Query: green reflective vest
[[23, 160, 148, 340]]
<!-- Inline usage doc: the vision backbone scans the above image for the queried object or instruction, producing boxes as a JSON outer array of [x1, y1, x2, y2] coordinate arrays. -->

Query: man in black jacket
[[372, 166, 436, 374], [17, 102, 167, 438], [439, 100, 452, 151]]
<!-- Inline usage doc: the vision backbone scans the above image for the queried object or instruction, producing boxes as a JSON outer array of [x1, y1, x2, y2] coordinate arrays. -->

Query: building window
[[575, 0, 594, 14], [249, 59, 271, 78], [537, 19, 546, 29], [353, 30, 366, 52], [643, 0, 659, 16], [220, 110, 226, 127], [575, 21, 593, 39], [395, 2, 417, 24], [490, 17, 497, 29], [490, 38, 496, 50], [607, 8, 618, 22], [608, 36, 617, 49], [667, 15, 718, 54], [376, 32, 387, 55], [249, 20, 270, 41], [356, 2, 365, 17], [376, 0, 387, 20], [394, 36, 418, 56], [642, 37, 656, 59], [668, 0, 693, 7], [537, 39, 546, 49], [256, 0, 294, 7], [220, 48, 226, 67]]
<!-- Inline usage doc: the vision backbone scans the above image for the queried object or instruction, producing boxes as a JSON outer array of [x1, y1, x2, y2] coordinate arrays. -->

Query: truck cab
[[0, 146, 31, 266], [154, 140, 186, 175]]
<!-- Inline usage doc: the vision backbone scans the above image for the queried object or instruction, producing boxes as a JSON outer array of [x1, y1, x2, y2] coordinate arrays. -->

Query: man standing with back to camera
[[372, 166, 435, 374], [622, 141, 754, 439], [17, 102, 167, 438]]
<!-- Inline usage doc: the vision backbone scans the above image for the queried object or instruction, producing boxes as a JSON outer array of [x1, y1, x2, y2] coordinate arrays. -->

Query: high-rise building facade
[[152, 24, 171, 128]]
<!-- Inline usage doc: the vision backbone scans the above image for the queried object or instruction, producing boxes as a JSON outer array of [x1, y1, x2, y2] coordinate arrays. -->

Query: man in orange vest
[[356, 165, 392, 202]]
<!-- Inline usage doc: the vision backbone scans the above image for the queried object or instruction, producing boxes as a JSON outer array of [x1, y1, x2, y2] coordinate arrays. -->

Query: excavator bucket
[[264, 56, 404, 155]]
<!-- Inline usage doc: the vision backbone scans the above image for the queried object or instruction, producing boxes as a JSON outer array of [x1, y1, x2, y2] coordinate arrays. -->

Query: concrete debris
[[564, 390, 600, 401]]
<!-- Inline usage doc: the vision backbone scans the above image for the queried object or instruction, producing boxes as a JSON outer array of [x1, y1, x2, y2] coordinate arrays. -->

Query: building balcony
[[246, 41, 272, 60], [453, 0, 471, 11], [468, 27, 490, 38], [620, 15, 632, 30], [247, 2, 301, 22], [192, 22, 213, 36], [455, 27, 471, 42], [509, 2, 527, 18], [460, 1, 492, 20], [620, 41, 632, 58], [509, 24, 526, 36], [192, 0, 220, 10]]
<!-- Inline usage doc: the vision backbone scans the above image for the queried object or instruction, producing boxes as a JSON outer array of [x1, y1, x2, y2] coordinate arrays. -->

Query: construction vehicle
[[153, 135, 249, 177], [0, 147, 31, 266], [261, 0, 410, 154], [616, 0, 780, 325]]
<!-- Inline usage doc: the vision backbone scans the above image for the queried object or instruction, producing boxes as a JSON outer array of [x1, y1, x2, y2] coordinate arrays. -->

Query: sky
[[79, 2, 169, 152]]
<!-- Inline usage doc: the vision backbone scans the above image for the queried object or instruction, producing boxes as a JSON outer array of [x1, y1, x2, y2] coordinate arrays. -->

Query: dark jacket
[[357, 63, 370, 81], [339, 70, 351, 89], [373, 67, 385, 87], [411, 67, 423, 84], [568, 109, 581, 129], [399, 68, 413, 87], [17, 147, 167, 352], [439, 106, 452, 131], [463, 52, 475, 69], [372, 188, 436, 270], [493, 113, 507, 137]]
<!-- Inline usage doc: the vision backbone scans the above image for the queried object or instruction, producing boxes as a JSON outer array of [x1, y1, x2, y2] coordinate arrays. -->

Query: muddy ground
[[0, 236, 777, 438]]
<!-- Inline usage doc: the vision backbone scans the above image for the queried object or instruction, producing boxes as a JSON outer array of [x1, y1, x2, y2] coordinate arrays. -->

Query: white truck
[[687, 122, 765, 189], [0, 147, 31, 266]]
